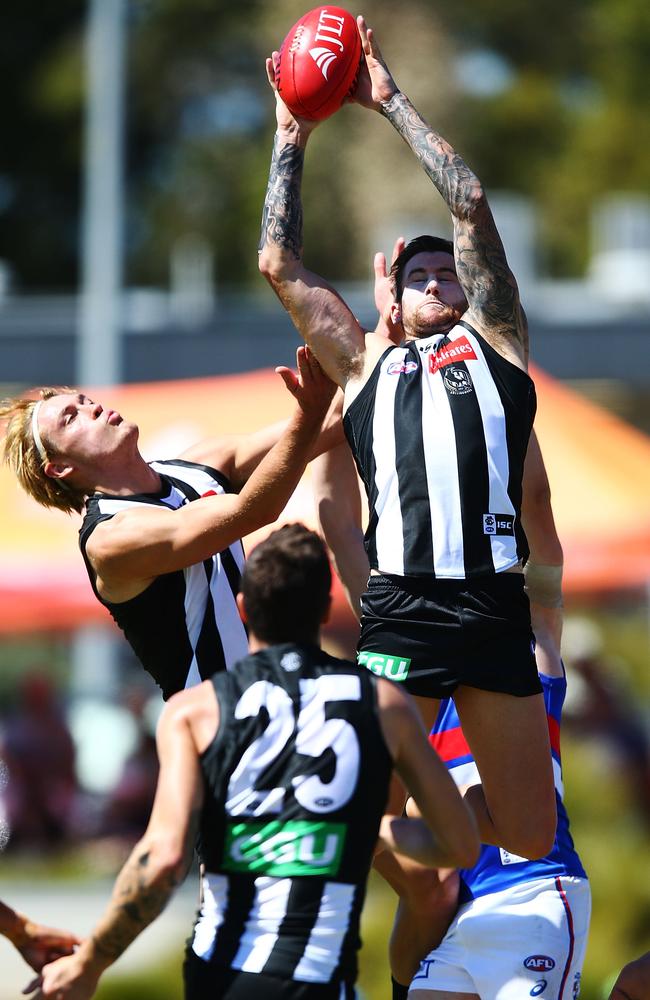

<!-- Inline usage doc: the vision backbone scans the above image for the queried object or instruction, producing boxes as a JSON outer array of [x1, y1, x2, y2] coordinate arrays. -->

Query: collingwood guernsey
[[79, 459, 248, 699], [190, 643, 392, 987], [344, 321, 536, 579]]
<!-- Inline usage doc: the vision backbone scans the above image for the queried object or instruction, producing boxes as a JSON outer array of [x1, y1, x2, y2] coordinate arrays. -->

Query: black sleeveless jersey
[[190, 642, 393, 986], [344, 320, 535, 579], [78, 459, 248, 700]]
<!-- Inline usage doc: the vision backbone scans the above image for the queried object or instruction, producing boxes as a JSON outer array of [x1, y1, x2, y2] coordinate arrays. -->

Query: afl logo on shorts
[[442, 366, 473, 395], [524, 956, 556, 972], [387, 360, 418, 375]]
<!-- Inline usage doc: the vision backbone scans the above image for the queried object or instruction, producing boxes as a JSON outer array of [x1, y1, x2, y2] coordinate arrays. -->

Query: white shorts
[[409, 876, 591, 1000]]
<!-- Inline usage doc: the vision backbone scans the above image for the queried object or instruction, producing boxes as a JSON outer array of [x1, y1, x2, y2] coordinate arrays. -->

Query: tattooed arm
[[258, 53, 377, 392], [354, 17, 527, 367], [29, 689, 211, 1000]]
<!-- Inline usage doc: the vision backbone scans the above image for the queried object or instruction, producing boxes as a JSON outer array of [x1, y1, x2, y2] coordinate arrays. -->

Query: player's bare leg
[[452, 687, 556, 859]]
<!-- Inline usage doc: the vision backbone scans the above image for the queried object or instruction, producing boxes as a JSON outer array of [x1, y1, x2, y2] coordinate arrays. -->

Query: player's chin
[[413, 312, 453, 335]]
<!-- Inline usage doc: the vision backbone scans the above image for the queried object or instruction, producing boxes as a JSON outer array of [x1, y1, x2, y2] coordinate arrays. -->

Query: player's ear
[[44, 460, 75, 481], [390, 300, 402, 326], [236, 591, 248, 624]]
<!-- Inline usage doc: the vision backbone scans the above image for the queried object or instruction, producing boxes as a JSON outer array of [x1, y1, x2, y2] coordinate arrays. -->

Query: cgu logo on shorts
[[358, 650, 411, 681], [223, 820, 346, 877], [524, 956, 556, 972], [387, 359, 418, 376], [429, 334, 477, 373]]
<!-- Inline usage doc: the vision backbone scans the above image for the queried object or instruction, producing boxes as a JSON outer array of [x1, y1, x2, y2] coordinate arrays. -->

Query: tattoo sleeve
[[380, 93, 522, 341], [90, 808, 201, 966], [259, 134, 305, 260]]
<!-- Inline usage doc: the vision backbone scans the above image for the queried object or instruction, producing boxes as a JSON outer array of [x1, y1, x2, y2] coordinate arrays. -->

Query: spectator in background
[[0, 672, 77, 849], [101, 687, 159, 842], [562, 617, 650, 830]]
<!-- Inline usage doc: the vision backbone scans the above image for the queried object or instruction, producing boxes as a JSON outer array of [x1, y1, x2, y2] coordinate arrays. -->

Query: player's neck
[[93, 453, 161, 497], [247, 633, 320, 654]]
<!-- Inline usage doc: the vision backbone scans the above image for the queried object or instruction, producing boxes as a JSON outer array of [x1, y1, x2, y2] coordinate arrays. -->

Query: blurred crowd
[[0, 670, 160, 856], [0, 616, 649, 859]]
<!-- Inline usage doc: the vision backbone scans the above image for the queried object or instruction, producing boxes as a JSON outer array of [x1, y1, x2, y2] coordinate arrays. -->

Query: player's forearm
[[0, 901, 27, 945], [235, 406, 323, 523], [380, 92, 522, 337], [379, 92, 483, 221], [378, 815, 455, 868], [78, 838, 187, 974], [259, 131, 306, 273]]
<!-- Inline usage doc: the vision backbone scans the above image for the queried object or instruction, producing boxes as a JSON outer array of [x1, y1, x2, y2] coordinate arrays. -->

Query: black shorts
[[183, 953, 357, 1000], [357, 572, 541, 700]]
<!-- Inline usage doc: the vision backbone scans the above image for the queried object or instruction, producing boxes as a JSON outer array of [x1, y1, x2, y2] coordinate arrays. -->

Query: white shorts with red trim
[[408, 875, 591, 1000]]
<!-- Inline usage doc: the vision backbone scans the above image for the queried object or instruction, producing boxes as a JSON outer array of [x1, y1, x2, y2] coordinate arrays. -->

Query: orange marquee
[[0, 366, 648, 634]]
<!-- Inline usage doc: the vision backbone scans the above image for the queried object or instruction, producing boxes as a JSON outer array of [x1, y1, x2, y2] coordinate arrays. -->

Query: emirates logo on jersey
[[429, 335, 477, 373]]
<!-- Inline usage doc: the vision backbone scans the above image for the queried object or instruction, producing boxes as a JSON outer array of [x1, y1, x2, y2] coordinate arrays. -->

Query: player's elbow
[[450, 825, 481, 870], [145, 835, 189, 888], [505, 821, 556, 862], [456, 178, 488, 221], [258, 244, 297, 289]]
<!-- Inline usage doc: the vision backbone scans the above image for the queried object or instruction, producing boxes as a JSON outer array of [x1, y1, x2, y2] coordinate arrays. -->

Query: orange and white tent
[[1, 366, 649, 634]]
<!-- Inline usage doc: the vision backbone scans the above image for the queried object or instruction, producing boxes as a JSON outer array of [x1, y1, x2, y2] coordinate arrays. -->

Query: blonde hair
[[0, 387, 86, 514]]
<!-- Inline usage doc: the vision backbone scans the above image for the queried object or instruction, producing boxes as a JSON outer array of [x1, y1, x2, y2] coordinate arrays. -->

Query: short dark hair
[[241, 524, 331, 644], [390, 235, 455, 301]]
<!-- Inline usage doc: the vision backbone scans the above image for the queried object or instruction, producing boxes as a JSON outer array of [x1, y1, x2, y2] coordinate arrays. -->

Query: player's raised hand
[[373, 236, 406, 340], [351, 16, 399, 111], [265, 53, 320, 142], [276, 346, 337, 422]]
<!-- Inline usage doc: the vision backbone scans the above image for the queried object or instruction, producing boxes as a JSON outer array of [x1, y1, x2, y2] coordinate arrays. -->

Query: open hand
[[276, 346, 337, 422], [373, 236, 406, 340], [349, 16, 399, 111], [265, 53, 320, 143]]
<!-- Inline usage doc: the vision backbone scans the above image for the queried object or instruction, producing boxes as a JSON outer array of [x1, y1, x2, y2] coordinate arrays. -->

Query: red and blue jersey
[[430, 670, 587, 901]]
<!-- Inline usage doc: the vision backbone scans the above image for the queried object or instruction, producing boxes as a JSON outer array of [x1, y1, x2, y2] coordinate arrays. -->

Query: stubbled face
[[395, 251, 468, 339], [37, 392, 137, 472]]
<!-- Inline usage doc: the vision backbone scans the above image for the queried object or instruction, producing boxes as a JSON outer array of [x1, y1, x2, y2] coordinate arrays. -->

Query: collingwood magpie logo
[[443, 366, 473, 395]]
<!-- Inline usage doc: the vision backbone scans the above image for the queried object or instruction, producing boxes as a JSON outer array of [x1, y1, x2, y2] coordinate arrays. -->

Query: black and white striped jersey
[[79, 459, 248, 700], [191, 643, 393, 986], [343, 320, 536, 579]]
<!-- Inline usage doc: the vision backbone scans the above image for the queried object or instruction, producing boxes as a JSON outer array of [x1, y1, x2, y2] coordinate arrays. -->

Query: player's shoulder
[[159, 680, 218, 749]]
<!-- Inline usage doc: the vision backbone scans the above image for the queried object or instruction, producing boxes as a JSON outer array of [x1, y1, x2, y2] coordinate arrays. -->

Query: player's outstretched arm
[[312, 440, 368, 615], [0, 901, 79, 973], [377, 679, 479, 870], [26, 691, 207, 1000], [258, 53, 367, 389], [86, 348, 335, 598], [353, 16, 527, 364], [522, 428, 564, 663], [182, 390, 345, 493]]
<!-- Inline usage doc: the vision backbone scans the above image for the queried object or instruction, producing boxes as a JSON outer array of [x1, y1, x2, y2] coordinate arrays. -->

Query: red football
[[276, 6, 362, 121]]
